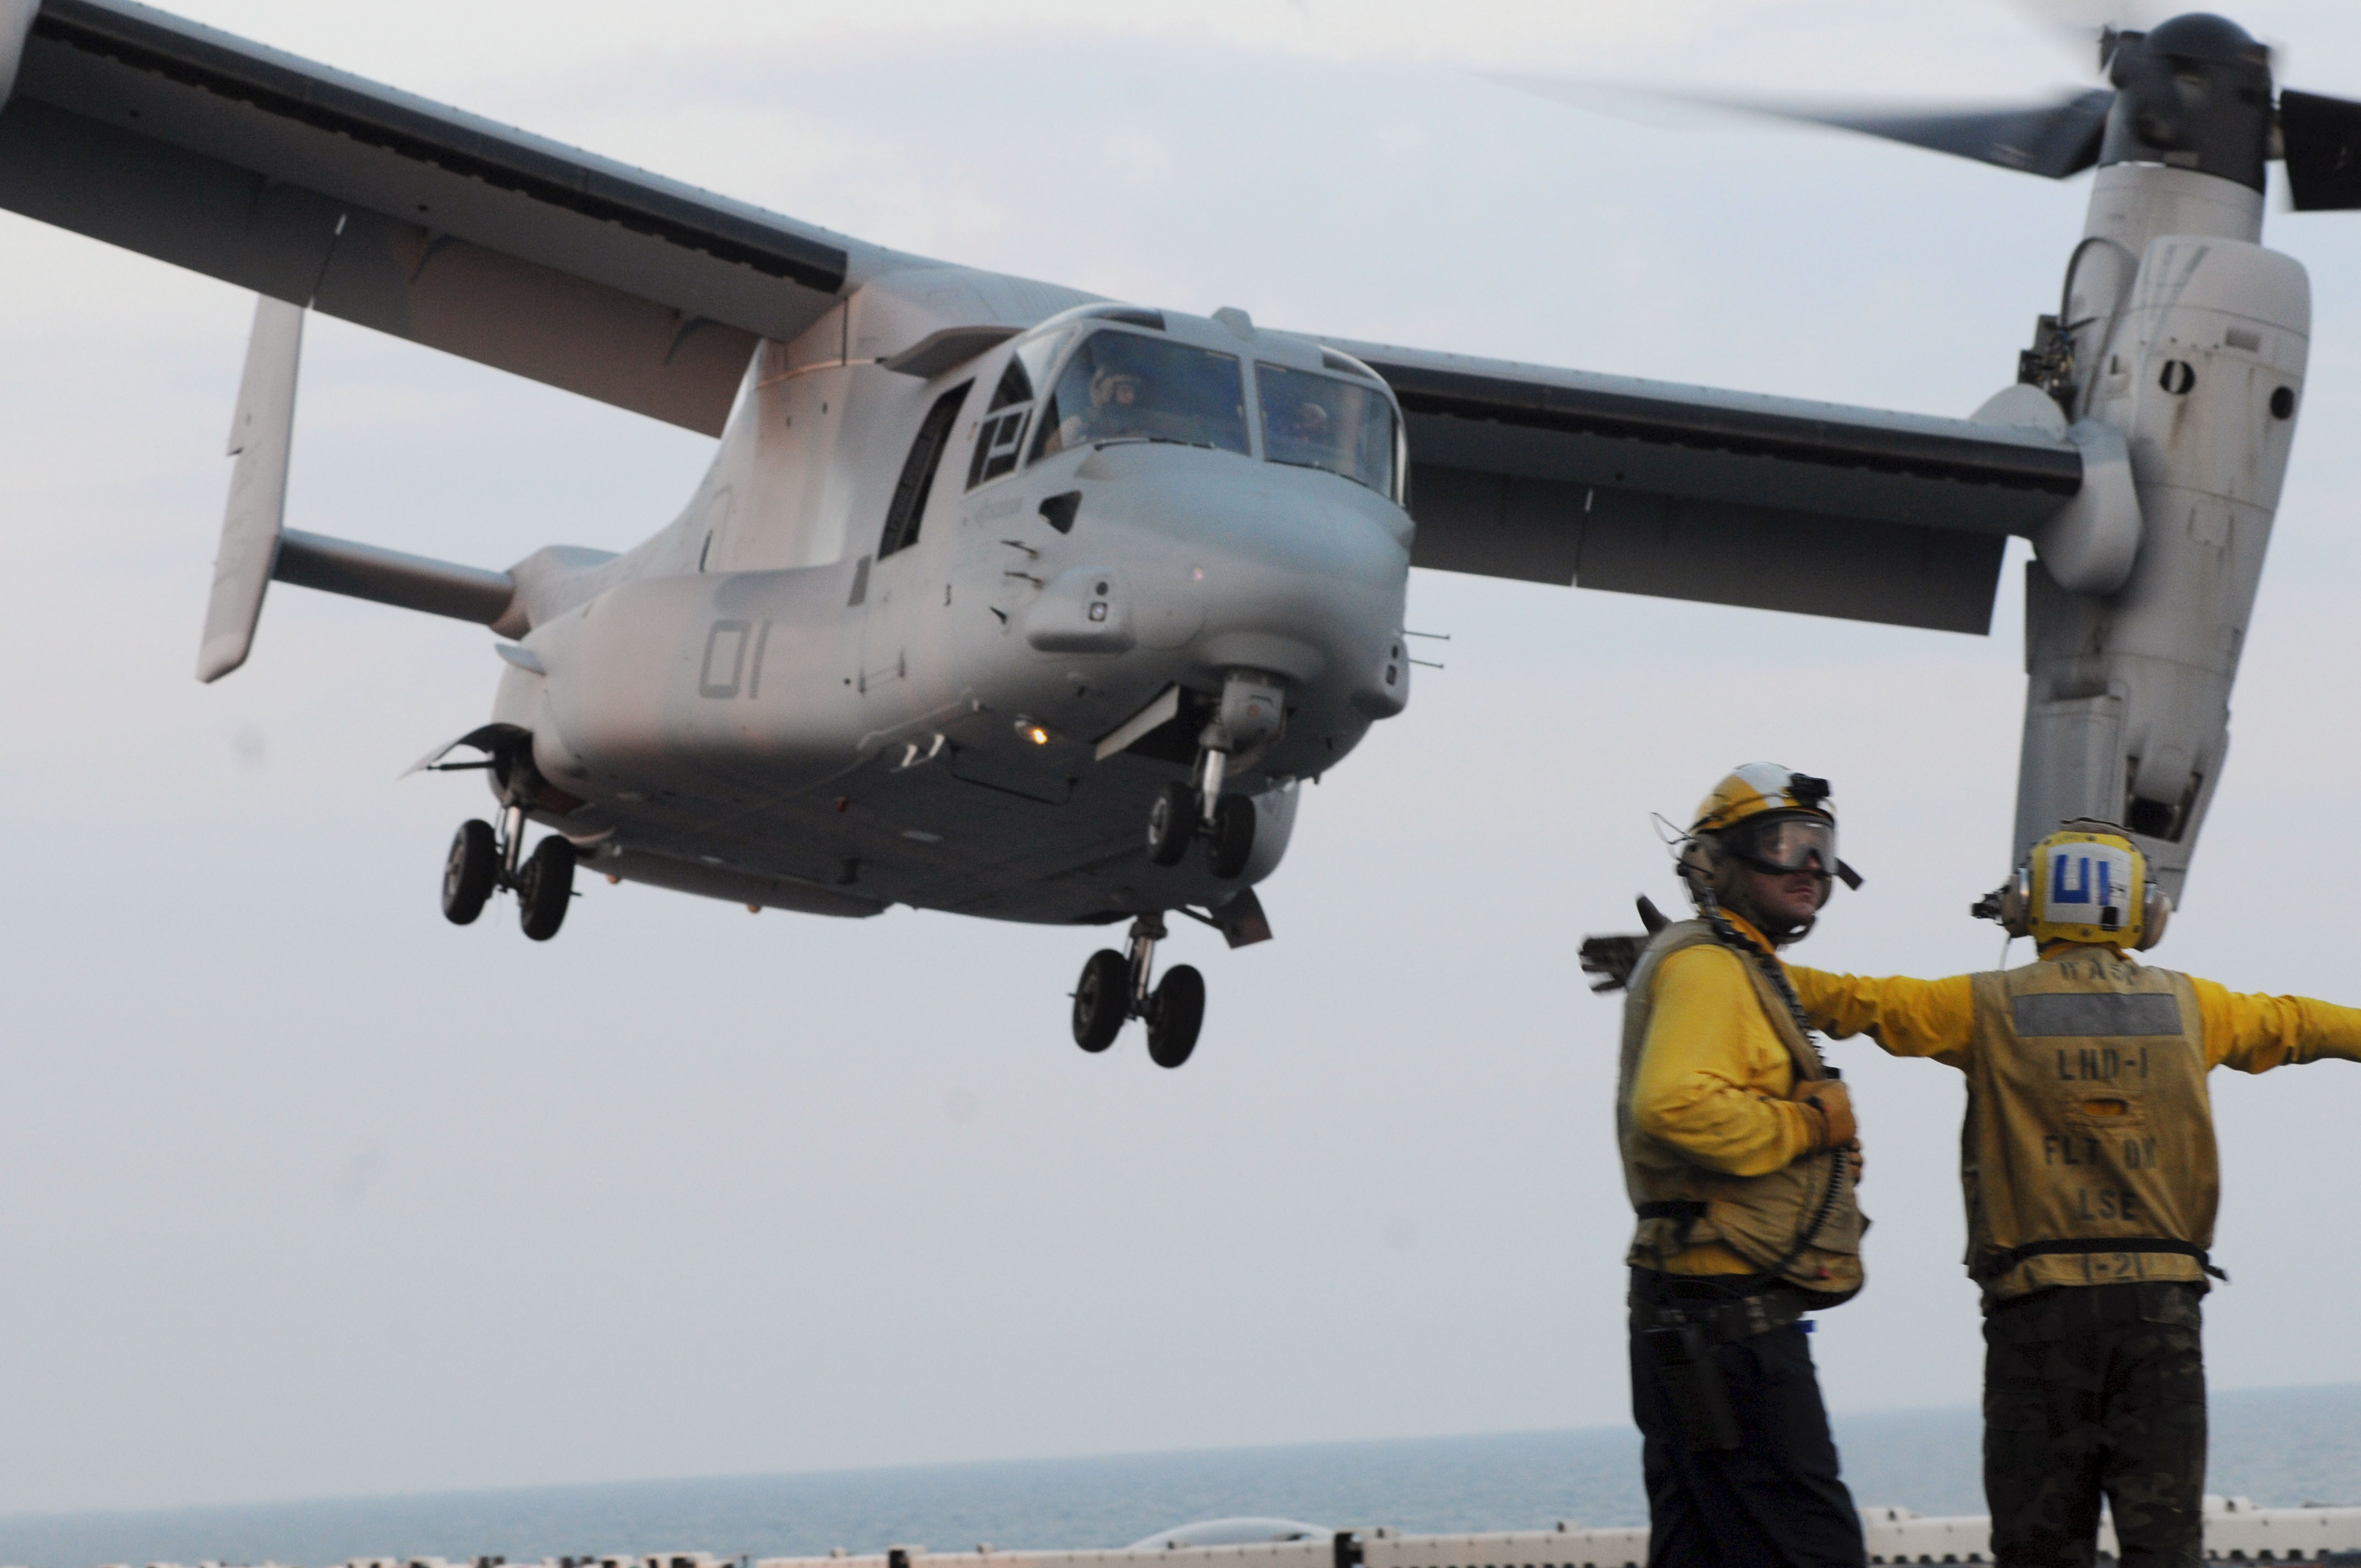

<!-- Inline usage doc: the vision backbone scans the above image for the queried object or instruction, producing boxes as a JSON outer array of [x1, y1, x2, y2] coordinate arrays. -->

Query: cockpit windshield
[[1256, 364, 1399, 500], [1030, 330, 1250, 461]]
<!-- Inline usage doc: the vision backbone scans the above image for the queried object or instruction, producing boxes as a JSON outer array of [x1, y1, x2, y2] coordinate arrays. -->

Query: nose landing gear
[[1144, 758, 1261, 879], [1140, 668, 1282, 880], [1070, 914, 1205, 1068], [1207, 794, 1256, 880], [1145, 783, 1195, 868]]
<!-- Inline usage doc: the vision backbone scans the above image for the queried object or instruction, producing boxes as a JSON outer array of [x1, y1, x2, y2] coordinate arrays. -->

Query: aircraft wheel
[[518, 836, 576, 941], [1071, 949, 1129, 1053], [1207, 794, 1256, 880], [442, 819, 498, 925], [1145, 964, 1205, 1069], [1146, 782, 1195, 867]]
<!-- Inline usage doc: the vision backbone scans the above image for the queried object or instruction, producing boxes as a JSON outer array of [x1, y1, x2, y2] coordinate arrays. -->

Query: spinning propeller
[[1511, 12, 2361, 210]]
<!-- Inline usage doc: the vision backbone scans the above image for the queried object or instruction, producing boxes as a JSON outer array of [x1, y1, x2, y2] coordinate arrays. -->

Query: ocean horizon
[[4, 1384, 2353, 1568]]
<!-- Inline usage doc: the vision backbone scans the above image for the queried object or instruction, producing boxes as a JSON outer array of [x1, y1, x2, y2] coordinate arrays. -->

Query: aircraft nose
[[1054, 447, 1410, 689]]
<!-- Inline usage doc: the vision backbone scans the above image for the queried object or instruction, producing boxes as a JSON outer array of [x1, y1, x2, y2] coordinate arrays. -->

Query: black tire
[[1146, 781, 1195, 867], [518, 836, 576, 941], [1207, 793, 1256, 880], [442, 819, 498, 925], [1146, 964, 1205, 1069], [1071, 949, 1129, 1053]]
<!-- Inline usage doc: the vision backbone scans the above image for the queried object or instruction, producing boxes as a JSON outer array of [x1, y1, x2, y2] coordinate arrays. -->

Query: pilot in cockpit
[[1279, 395, 1332, 452], [1036, 328, 1254, 459], [1057, 363, 1147, 449]]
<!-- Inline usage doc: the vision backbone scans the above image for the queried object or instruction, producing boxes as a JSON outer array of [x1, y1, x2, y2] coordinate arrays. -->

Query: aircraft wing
[[0, 0, 906, 434], [1322, 337, 2086, 635]]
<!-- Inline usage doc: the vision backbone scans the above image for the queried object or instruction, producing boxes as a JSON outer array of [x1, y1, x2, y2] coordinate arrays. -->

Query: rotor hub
[[2098, 14, 2275, 192]]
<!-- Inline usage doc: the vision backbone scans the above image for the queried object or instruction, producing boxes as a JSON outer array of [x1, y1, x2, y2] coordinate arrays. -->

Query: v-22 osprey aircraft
[[0, 3, 2351, 1065]]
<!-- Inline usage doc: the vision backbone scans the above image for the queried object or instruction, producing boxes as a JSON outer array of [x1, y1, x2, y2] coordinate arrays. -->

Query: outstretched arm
[[2193, 978, 2361, 1072], [1783, 965, 1977, 1069]]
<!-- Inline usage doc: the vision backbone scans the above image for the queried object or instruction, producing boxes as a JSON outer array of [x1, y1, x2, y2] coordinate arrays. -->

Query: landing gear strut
[[1070, 914, 1205, 1068]]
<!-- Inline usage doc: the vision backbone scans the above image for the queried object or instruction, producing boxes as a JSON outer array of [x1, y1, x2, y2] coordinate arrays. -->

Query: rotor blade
[[1489, 76, 2114, 180], [2280, 89, 2361, 210], [2008, 0, 2170, 40], [1769, 89, 2115, 178]]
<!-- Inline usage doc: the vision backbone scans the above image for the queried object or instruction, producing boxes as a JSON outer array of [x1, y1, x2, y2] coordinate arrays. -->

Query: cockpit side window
[[879, 379, 973, 559], [967, 362, 1031, 488], [987, 359, 1030, 413], [1029, 329, 1249, 462], [966, 330, 1070, 489], [1255, 364, 1399, 501]]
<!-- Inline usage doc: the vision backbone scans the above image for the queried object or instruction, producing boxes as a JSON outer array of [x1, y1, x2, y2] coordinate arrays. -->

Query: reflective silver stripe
[[2010, 992, 2183, 1037]]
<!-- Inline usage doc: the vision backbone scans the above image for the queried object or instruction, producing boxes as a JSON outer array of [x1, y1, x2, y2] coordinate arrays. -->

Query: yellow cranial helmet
[[1684, 763, 1858, 892], [1691, 762, 1835, 836], [1986, 820, 2172, 951]]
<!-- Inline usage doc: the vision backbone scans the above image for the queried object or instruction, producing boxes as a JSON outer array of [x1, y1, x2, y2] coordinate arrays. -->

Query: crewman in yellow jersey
[[1598, 764, 1869, 1568], [1782, 820, 2361, 1568]]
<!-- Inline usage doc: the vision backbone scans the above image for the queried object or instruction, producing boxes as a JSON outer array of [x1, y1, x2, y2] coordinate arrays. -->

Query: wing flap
[[21, 1, 854, 310], [0, 96, 758, 432], [1411, 465, 2005, 634], [0, 0, 880, 430], [1325, 337, 2082, 635]]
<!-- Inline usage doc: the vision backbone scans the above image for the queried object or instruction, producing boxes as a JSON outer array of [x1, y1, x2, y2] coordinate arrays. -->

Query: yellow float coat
[[1624, 911, 1860, 1282]]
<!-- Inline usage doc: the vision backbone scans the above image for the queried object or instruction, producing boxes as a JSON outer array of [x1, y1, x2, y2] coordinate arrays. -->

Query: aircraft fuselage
[[477, 293, 1415, 926]]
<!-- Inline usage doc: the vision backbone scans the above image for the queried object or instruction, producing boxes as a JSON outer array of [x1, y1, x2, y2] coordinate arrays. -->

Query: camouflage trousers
[[1982, 1282, 2207, 1568]]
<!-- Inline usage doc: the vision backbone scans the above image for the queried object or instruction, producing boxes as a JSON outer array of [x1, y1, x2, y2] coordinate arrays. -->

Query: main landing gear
[[1072, 914, 1205, 1068], [442, 801, 576, 941]]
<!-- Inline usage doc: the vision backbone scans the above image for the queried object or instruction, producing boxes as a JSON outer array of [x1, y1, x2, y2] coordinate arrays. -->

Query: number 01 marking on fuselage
[[699, 619, 770, 699]]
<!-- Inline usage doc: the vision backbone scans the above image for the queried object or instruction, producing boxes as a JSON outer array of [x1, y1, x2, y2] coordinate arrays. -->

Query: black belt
[[1630, 1287, 1811, 1343], [1636, 1200, 1708, 1221], [1635, 1199, 1707, 1250], [1974, 1237, 2227, 1283]]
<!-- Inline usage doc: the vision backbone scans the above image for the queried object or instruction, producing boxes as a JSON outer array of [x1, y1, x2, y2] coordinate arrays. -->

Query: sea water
[[2, 1385, 2353, 1568]]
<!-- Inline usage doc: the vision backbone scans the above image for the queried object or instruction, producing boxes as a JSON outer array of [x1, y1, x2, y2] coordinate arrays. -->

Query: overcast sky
[[7, 0, 2361, 1523]]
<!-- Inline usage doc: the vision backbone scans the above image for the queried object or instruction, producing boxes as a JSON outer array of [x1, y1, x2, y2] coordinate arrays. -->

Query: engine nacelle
[[2016, 231, 2309, 900]]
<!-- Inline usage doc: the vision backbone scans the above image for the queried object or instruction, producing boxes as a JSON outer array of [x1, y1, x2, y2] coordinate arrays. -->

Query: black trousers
[[1629, 1268, 1865, 1568], [1983, 1282, 2207, 1568]]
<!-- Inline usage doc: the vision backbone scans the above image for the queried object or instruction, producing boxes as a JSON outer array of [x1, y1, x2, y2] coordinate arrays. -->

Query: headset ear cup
[[2139, 889, 2172, 951], [1677, 839, 1713, 900], [1998, 868, 2032, 938]]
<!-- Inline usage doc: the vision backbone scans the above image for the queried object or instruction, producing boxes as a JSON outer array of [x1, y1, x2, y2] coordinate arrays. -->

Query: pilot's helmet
[[1090, 364, 1144, 408], [1085, 332, 1156, 409]]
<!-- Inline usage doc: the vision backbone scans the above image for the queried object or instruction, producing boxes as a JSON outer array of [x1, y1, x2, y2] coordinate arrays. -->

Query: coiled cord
[[1696, 883, 1853, 1289]]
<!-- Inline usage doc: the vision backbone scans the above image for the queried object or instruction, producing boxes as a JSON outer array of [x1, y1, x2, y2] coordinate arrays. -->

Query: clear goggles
[[1729, 814, 1836, 875]]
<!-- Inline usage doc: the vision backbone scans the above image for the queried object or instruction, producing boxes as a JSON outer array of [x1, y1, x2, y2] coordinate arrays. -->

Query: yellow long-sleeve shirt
[[1629, 912, 1827, 1275], [1784, 944, 2361, 1072]]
